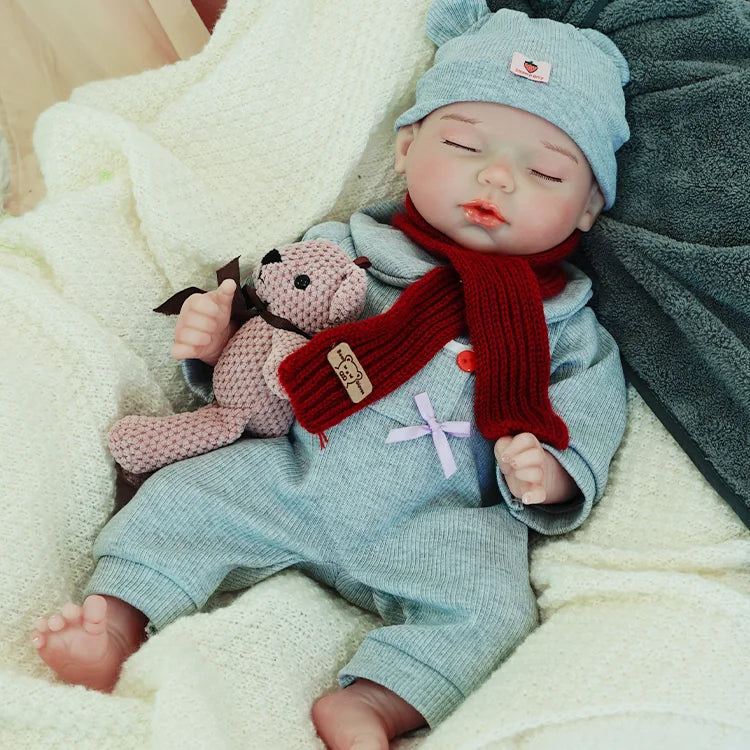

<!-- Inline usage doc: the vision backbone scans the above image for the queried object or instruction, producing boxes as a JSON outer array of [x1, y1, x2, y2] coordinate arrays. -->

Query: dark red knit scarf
[[278, 195, 579, 448]]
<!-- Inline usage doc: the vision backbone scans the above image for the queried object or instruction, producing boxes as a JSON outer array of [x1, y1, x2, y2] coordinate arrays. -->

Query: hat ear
[[425, 0, 490, 46], [579, 28, 631, 86]]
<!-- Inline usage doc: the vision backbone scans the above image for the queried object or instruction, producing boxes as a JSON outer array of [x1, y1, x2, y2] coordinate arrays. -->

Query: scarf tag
[[327, 343, 373, 404]]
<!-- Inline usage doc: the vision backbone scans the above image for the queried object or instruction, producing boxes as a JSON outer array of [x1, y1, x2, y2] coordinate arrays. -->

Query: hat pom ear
[[425, 0, 491, 46], [579, 28, 631, 86]]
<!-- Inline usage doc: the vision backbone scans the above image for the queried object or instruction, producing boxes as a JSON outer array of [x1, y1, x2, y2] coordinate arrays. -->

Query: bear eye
[[294, 274, 311, 290]]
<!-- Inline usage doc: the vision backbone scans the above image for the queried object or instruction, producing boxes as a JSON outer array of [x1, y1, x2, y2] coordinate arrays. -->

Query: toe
[[34, 617, 49, 633], [82, 595, 108, 635], [47, 614, 65, 632], [61, 602, 82, 625], [30, 631, 45, 649]]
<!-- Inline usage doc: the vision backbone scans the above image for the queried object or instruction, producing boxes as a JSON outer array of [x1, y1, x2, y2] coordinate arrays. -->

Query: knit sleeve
[[497, 305, 627, 535]]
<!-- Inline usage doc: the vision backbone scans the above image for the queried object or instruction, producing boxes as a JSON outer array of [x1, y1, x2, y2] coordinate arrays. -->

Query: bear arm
[[263, 329, 310, 399]]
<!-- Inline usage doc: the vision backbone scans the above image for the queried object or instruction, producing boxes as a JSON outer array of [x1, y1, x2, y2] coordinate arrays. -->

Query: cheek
[[513, 195, 584, 251], [542, 198, 580, 228], [538, 191, 584, 228], [404, 143, 459, 208], [406, 158, 449, 201]]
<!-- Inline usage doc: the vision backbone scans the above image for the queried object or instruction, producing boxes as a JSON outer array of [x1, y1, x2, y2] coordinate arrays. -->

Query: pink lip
[[461, 201, 506, 228]]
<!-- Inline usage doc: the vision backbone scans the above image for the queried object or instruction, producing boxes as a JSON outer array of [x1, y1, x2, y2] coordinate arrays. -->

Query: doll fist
[[171, 279, 236, 364], [494, 433, 547, 505]]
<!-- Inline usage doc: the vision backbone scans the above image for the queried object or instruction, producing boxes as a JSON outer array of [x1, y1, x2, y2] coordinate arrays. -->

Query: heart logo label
[[510, 52, 551, 84]]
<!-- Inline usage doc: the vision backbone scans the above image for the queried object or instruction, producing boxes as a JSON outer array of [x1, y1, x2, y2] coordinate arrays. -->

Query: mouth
[[461, 201, 506, 228]]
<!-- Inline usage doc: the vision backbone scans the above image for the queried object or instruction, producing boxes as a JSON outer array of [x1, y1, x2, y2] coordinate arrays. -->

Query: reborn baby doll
[[32, 2, 630, 748]]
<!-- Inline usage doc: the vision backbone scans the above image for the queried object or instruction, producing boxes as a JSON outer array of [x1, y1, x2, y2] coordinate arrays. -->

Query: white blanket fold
[[1, 1, 747, 747]]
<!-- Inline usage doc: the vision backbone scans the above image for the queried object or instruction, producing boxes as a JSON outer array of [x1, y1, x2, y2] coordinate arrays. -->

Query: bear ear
[[426, 0, 491, 46], [329, 267, 367, 327]]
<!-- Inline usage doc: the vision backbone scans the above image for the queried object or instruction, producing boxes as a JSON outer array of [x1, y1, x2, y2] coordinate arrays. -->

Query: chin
[[448, 226, 513, 254]]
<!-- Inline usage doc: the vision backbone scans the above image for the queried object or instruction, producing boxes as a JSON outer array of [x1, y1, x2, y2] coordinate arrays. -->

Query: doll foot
[[30, 595, 146, 692], [312, 679, 425, 749]]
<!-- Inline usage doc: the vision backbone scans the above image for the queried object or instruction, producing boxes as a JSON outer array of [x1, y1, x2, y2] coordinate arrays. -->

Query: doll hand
[[171, 279, 237, 365], [494, 433, 548, 505]]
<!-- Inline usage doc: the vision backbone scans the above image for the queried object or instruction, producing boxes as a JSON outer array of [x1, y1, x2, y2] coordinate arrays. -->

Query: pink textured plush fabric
[[108, 239, 367, 479]]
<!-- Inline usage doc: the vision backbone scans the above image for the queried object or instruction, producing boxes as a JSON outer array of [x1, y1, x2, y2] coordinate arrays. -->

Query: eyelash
[[442, 139, 478, 153], [443, 140, 563, 183], [530, 169, 563, 183]]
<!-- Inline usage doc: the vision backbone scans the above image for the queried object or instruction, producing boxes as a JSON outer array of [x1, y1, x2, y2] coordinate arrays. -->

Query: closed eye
[[442, 139, 479, 153], [530, 169, 563, 183]]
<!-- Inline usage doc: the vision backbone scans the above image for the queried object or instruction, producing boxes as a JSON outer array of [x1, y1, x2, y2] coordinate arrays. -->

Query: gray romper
[[87, 200, 626, 725]]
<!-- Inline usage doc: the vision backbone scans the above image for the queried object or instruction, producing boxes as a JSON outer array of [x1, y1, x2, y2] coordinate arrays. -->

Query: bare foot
[[312, 679, 426, 750], [30, 595, 147, 692]]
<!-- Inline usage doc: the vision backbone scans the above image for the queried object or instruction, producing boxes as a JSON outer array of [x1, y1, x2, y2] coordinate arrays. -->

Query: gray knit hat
[[395, 0, 630, 209]]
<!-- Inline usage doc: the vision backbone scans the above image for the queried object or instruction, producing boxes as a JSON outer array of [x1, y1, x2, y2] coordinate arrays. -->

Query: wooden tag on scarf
[[327, 343, 373, 404]]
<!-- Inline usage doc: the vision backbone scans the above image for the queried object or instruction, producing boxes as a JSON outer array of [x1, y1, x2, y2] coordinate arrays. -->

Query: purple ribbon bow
[[385, 392, 471, 479]]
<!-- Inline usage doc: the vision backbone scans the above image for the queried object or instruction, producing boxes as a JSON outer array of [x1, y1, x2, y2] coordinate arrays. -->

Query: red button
[[456, 350, 476, 372]]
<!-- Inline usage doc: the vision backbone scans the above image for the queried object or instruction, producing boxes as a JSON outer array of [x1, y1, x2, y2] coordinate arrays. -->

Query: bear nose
[[261, 249, 282, 265]]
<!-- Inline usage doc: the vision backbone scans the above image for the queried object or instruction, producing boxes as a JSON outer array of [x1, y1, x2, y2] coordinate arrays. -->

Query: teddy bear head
[[251, 239, 368, 335]]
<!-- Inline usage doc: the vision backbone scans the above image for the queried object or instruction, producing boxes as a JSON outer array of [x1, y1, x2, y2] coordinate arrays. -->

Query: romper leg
[[336, 504, 538, 727], [87, 437, 322, 631]]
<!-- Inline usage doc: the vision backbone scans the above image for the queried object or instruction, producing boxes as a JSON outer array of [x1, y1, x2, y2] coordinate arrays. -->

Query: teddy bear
[[108, 239, 369, 485]]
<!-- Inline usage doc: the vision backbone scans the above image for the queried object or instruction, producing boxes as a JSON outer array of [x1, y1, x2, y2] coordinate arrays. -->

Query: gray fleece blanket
[[488, 0, 750, 527]]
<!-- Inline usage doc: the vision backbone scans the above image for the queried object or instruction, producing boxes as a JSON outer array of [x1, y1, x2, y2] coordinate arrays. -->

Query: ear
[[576, 182, 605, 232], [394, 124, 418, 174]]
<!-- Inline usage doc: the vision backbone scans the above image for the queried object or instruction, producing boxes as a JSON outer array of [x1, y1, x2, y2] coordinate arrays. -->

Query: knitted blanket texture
[[1, 1, 747, 747]]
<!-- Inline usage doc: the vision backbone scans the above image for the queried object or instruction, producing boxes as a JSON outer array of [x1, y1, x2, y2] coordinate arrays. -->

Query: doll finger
[[499, 433, 537, 463], [509, 433, 541, 454], [216, 279, 237, 297], [170, 342, 199, 360], [174, 328, 212, 348], [506, 446, 543, 469], [209, 280, 236, 309], [521, 487, 547, 505], [494, 436, 514, 465], [186, 294, 221, 318], [181, 312, 220, 334], [511, 448, 544, 470], [512, 466, 544, 484]]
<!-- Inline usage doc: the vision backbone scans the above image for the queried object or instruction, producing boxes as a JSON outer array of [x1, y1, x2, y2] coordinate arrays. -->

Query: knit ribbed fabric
[[279, 196, 578, 447], [88, 422, 540, 726], [279, 263, 464, 434]]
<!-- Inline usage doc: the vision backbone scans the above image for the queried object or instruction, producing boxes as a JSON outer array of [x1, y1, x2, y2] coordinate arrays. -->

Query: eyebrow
[[439, 113, 481, 125], [439, 115, 581, 165], [541, 140, 579, 165]]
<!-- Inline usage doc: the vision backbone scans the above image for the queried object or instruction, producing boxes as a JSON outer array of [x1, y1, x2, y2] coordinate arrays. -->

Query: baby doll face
[[394, 102, 605, 255]]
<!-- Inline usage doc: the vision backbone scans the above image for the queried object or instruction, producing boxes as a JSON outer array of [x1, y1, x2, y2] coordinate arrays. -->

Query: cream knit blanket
[[0, 1, 747, 747]]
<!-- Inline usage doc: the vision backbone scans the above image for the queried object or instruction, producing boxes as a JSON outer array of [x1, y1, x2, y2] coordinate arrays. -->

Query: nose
[[478, 159, 515, 192]]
